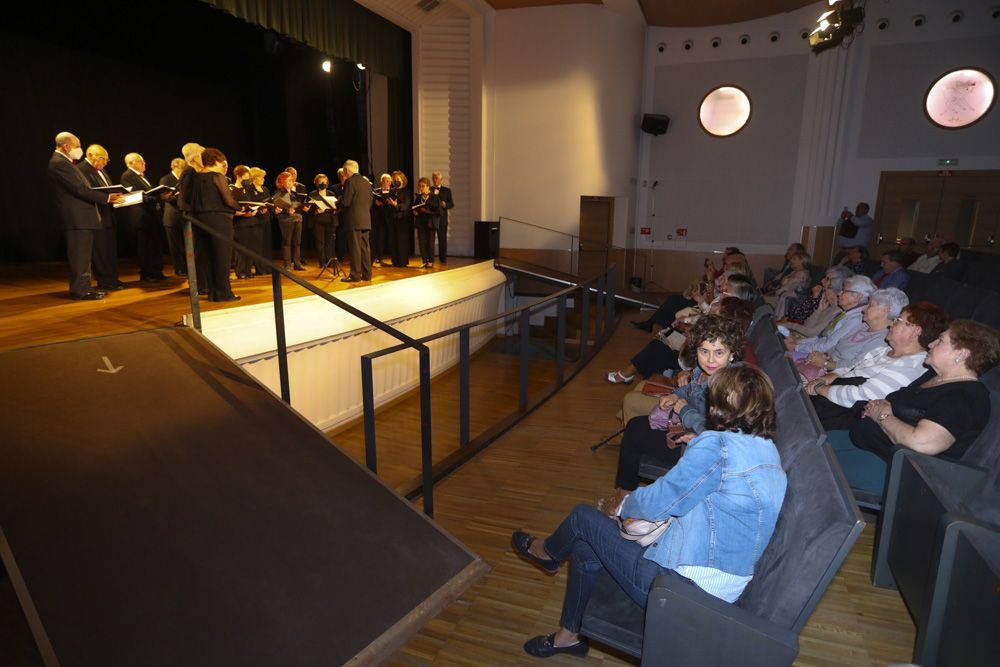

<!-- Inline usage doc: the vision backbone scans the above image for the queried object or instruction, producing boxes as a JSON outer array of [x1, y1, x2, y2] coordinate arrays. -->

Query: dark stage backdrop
[[0, 0, 412, 262]]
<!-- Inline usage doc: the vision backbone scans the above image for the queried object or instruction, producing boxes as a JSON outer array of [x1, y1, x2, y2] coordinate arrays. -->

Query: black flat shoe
[[511, 531, 559, 574], [523, 634, 589, 658], [631, 320, 653, 332]]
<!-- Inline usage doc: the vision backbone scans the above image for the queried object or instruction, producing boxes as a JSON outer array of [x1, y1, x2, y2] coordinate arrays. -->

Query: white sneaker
[[606, 371, 634, 385]]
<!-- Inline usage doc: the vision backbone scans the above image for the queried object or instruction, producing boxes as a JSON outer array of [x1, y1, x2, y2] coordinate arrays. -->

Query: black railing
[[360, 263, 618, 517], [180, 214, 619, 519], [179, 214, 427, 406]]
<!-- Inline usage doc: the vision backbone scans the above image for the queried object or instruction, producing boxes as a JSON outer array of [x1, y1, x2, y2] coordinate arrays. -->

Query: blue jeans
[[543, 505, 679, 632]]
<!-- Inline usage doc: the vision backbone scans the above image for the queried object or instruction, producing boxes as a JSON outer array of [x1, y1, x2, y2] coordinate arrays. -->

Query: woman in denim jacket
[[512, 366, 787, 659]]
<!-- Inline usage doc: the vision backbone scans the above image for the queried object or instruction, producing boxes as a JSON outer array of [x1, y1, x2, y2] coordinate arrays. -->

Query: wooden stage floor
[[0, 257, 917, 665]]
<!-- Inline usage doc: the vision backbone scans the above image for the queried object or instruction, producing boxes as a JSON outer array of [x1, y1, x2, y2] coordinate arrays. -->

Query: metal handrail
[[497, 215, 579, 242], [360, 262, 619, 516]]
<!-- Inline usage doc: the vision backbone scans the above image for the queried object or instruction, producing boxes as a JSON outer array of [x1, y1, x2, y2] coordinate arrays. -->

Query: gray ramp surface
[[0, 327, 485, 666]]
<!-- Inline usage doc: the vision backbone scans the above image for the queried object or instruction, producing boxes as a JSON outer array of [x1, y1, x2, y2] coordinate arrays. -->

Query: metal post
[[361, 355, 377, 473], [580, 284, 590, 353], [519, 309, 530, 411], [556, 294, 567, 384], [596, 274, 605, 337], [607, 265, 617, 322], [271, 271, 291, 404], [418, 349, 434, 517], [183, 217, 201, 331], [459, 329, 470, 447]]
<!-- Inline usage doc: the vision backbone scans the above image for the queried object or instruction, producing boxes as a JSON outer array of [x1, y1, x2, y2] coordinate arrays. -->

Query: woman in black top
[[273, 171, 305, 271], [412, 177, 440, 268], [389, 171, 411, 267], [371, 173, 397, 267], [245, 167, 271, 276], [230, 165, 257, 279], [831, 320, 999, 492], [309, 173, 337, 270], [178, 147, 240, 302]]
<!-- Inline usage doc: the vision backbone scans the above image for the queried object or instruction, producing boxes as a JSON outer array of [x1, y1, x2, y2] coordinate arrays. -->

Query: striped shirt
[[826, 347, 928, 407], [675, 565, 752, 603]]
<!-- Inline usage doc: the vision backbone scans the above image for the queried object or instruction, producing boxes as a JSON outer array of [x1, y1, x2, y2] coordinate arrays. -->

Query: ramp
[[0, 328, 486, 666]]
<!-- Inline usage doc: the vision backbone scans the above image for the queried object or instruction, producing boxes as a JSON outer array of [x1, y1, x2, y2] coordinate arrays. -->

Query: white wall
[[489, 4, 645, 249], [636, 0, 1000, 256]]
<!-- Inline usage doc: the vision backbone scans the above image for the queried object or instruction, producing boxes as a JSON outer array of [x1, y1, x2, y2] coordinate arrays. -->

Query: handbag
[[614, 498, 673, 547], [642, 378, 677, 396], [840, 218, 859, 238]]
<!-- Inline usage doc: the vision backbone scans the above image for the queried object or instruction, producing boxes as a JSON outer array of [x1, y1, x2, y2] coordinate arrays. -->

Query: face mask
[[68, 146, 83, 160]]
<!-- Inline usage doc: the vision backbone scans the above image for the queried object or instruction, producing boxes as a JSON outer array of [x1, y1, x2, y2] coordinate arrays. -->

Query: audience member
[[795, 287, 906, 381], [511, 366, 786, 658], [763, 250, 810, 319], [828, 320, 1000, 493], [780, 266, 853, 333], [931, 242, 967, 281], [908, 237, 944, 273], [835, 201, 873, 257], [871, 248, 910, 290], [762, 243, 805, 290], [806, 301, 950, 430], [898, 237, 920, 267]]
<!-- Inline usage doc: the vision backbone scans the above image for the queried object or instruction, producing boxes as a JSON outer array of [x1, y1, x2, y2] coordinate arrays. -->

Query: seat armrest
[[872, 449, 987, 587], [641, 574, 799, 667]]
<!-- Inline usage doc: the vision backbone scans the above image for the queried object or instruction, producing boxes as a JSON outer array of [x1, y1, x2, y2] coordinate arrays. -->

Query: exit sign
[[676, 228, 688, 237], [640, 227, 651, 236]]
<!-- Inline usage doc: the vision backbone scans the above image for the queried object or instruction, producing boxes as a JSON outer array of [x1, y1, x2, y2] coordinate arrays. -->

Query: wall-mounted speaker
[[641, 114, 670, 135]]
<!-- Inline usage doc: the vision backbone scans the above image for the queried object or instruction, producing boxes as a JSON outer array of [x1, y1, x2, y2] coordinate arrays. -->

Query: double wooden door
[[873, 170, 1000, 254]]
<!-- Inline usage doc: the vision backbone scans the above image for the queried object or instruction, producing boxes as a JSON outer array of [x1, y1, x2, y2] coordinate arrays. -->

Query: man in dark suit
[[339, 159, 372, 282], [431, 172, 454, 263], [47, 132, 124, 299], [121, 152, 167, 282], [76, 144, 128, 292], [159, 157, 187, 276]]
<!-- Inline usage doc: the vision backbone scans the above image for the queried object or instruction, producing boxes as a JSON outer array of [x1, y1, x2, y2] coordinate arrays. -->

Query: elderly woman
[[795, 286, 908, 381], [763, 250, 811, 319], [780, 266, 853, 334], [612, 315, 746, 492], [412, 177, 440, 268], [511, 366, 787, 658], [178, 147, 240, 302], [389, 171, 411, 267], [827, 320, 1000, 493], [762, 242, 806, 291], [806, 302, 951, 430]]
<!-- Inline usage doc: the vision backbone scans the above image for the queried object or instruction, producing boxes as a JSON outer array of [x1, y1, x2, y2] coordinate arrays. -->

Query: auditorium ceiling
[[484, 0, 818, 26]]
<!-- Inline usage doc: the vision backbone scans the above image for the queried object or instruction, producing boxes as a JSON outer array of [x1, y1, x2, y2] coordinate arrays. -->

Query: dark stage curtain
[[205, 0, 408, 79], [0, 0, 411, 263]]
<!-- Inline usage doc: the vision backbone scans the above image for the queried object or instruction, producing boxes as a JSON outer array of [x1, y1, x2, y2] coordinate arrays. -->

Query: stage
[[0, 256, 481, 352]]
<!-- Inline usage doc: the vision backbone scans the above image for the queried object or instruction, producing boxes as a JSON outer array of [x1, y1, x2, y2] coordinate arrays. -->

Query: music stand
[[317, 255, 348, 280]]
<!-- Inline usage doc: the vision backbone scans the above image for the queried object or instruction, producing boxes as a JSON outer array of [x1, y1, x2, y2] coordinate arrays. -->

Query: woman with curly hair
[[612, 314, 745, 492]]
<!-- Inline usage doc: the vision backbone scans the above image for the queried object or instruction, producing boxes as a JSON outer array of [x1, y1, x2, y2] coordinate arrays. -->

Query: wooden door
[[873, 170, 1000, 254], [578, 196, 613, 280], [872, 171, 945, 255]]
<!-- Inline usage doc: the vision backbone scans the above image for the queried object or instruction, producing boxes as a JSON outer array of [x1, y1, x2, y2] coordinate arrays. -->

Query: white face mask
[[68, 146, 83, 160]]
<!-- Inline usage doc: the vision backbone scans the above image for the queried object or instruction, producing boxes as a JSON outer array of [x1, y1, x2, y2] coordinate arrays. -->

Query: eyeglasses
[[892, 318, 918, 328]]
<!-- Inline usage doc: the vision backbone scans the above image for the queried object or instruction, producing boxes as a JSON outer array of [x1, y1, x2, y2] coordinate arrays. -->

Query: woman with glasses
[[795, 286, 907, 381], [828, 320, 1000, 494], [805, 301, 950, 430]]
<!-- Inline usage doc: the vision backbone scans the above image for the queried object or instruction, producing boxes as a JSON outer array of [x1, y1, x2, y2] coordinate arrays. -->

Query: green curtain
[[205, 0, 408, 79]]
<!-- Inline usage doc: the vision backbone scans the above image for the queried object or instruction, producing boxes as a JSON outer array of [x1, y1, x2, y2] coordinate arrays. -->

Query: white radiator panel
[[189, 263, 507, 430]]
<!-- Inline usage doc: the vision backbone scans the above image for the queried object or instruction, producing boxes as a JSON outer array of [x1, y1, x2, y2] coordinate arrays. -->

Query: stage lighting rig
[[809, 0, 866, 54]]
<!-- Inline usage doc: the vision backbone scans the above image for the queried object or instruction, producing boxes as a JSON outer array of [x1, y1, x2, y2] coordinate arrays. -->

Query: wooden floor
[[0, 259, 917, 665]]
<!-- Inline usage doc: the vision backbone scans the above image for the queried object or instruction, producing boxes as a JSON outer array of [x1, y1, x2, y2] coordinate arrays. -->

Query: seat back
[[772, 388, 825, 470], [960, 365, 1000, 472], [736, 443, 864, 632]]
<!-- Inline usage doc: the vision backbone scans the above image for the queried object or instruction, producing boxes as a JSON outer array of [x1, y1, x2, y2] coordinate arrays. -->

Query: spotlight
[[809, 1, 865, 54], [683, 40, 693, 51], [321, 59, 332, 73], [357, 63, 366, 70], [711, 37, 721, 48], [876, 18, 890, 31], [656, 42, 665, 53], [739, 34, 751, 45], [912, 14, 925, 27], [769, 32, 780, 43], [949, 10, 964, 23]]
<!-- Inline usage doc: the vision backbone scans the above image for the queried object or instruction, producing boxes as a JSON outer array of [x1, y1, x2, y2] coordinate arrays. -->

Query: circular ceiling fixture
[[699, 86, 752, 137], [924, 67, 996, 129]]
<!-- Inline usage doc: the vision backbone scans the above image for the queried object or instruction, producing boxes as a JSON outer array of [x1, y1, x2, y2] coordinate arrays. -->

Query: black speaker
[[474, 220, 500, 260], [641, 113, 670, 135]]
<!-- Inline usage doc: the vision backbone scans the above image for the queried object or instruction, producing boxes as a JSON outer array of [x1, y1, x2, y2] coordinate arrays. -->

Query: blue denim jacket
[[674, 367, 710, 434], [621, 430, 787, 576]]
